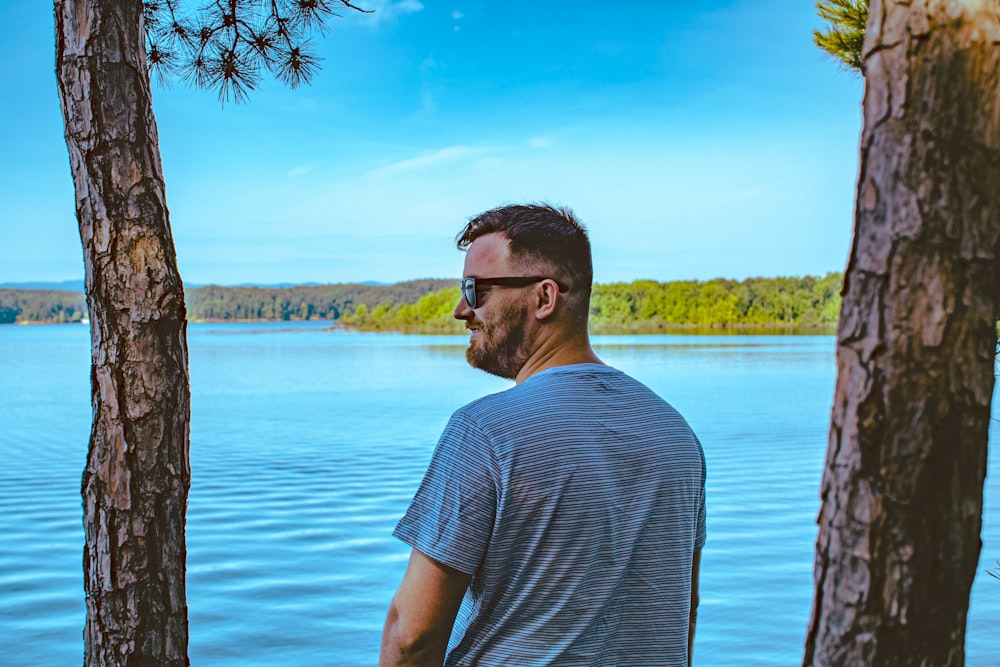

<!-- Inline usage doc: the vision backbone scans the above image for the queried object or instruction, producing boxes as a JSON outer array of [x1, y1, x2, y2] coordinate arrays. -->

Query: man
[[380, 204, 706, 666]]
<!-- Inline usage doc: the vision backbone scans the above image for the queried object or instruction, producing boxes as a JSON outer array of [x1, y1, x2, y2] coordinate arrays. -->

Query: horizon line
[[1, 271, 845, 292]]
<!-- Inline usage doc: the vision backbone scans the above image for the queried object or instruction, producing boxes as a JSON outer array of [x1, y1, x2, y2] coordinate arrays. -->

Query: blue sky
[[0, 1, 863, 286]]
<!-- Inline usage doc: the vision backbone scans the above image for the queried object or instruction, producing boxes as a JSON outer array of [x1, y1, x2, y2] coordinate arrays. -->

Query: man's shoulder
[[457, 363, 668, 419]]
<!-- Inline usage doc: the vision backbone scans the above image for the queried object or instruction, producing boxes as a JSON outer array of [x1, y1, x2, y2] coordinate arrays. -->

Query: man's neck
[[514, 332, 603, 384]]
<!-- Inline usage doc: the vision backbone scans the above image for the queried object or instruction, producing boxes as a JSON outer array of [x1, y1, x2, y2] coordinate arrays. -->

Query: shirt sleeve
[[393, 409, 497, 575]]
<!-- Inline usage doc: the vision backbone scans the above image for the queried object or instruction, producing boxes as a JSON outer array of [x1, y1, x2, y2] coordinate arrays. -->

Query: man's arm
[[380, 549, 472, 667], [688, 549, 702, 667]]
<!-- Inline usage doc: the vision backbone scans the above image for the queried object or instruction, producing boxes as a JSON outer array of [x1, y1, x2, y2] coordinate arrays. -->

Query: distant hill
[[185, 279, 453, 322], [0, 274, 846, 331], [0, 279, 395, 291], [0, 280, 83, 291], [227, 280, 389, 288], [0, 279, 454, 324], [0, 288, 87, 324]]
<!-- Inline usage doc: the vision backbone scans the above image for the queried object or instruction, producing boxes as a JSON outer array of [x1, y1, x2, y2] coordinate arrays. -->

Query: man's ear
[[534, 279, 560, 321]]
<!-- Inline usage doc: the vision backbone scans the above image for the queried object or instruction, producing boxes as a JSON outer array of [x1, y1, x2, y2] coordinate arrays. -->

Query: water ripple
[[2, 325, 997, 666]]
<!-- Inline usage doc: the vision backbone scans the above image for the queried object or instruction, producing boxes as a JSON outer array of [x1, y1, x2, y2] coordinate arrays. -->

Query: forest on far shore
[[1, 272, 843, 332]]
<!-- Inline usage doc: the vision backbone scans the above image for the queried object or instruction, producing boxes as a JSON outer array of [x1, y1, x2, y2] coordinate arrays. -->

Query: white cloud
[[286, 165, 315, 177], [451, 10, 464, 19], [368, 145, 492, 176], [169, 124, 856, 285]]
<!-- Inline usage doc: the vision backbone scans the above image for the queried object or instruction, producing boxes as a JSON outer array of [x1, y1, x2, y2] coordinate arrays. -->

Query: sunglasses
[[460, 276, 567, 309]]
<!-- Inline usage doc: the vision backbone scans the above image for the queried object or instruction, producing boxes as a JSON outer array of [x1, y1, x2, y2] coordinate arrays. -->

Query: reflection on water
[[0, 323, 997, 666]]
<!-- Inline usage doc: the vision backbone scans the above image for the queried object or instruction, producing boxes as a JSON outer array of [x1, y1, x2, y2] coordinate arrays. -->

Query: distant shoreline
[[2, 274, 844, 331], [3, 318, 838, 335]]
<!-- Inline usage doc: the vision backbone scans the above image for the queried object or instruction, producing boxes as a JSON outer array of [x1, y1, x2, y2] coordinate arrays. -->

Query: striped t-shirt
[[394, 363, 707, 666]]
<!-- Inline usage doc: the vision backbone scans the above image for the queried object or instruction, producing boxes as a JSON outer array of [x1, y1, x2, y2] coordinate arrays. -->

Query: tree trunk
[[805, 1, 1000, 665], [55, 1, 191, 664]]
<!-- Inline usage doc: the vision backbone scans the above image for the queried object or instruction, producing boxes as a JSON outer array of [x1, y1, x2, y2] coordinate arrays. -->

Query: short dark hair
[[456, 204, 593, 322]]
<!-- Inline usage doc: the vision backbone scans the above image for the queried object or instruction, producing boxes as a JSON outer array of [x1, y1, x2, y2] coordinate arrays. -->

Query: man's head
[[456, 204, 593, 324], [453, 204, 593, 379]]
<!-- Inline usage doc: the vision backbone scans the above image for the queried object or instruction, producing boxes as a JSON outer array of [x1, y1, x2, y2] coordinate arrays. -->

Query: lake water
[[1, 322, 998, 666]]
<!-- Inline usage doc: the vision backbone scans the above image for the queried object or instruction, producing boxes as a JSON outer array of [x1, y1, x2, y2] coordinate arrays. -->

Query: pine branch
[[813, 0, 868, 76], [143, 0, 370, 104]]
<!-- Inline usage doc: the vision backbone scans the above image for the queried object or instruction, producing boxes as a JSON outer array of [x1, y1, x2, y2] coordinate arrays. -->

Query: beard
[[465, 304, 530, 380]]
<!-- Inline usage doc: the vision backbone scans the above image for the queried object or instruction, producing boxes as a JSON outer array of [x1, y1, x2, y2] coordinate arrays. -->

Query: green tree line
[[0, 289, 88, 324], [589, 272, 843, 331], [2, 273, 843, 331], [340, 286, 466, 333], [186, 279, 454, 322], [342, 273, 844, 333], [0, 281, 451, 324]]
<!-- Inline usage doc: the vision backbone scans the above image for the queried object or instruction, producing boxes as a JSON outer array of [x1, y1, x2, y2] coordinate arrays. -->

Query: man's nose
[[454, 293, 473, 320]]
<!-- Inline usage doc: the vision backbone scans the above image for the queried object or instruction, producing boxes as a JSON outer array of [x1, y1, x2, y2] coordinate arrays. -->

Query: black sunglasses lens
[[462, 280, 476, 308]]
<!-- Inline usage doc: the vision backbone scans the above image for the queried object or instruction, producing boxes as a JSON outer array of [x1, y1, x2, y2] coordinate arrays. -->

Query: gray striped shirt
[[395, 363, 706, 666]]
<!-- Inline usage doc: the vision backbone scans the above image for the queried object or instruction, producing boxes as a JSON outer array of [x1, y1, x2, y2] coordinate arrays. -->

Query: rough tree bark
[[55, 1, 191, 665], [805, 1, 1000, 665]]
